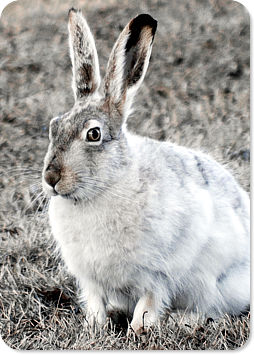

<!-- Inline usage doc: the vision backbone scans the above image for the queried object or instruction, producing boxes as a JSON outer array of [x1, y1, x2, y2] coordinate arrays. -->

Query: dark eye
[[87, 127, 101, 142]]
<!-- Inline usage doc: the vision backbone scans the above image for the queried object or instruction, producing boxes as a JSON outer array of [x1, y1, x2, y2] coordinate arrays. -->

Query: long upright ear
[[68, 8, 101, 101], [103, 14, 157, 124]]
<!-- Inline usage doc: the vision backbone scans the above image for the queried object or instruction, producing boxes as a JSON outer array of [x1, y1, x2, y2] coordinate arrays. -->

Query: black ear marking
[[126, 14, 157, 52], [68, 7, 78, 15], [124, 14, 157, 89]]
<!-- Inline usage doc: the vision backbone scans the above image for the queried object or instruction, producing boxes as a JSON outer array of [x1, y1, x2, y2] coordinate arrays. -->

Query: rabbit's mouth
[[61, 191, 77, 200], [53, 185, 79, 200], [42, 176, 77, 200]]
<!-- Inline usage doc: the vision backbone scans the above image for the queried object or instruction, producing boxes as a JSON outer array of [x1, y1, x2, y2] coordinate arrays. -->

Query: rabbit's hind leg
[[129, 292, 158, 335], [215, 262, 250, 316]]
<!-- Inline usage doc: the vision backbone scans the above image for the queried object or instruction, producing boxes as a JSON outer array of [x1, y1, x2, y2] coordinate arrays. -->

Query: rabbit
[[42, 8, 250, 334]]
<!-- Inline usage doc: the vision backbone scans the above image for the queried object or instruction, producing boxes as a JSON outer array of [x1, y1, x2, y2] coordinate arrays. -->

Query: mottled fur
[[42, 9, 250, 334]]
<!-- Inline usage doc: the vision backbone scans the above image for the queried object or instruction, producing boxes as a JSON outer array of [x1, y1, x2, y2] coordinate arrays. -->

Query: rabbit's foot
[[82, 285, 107, 334], [129, 317, 155, 335], [84, 311, 107, 335], [129, 292, 158, 335], [84, 299, 107, 335]]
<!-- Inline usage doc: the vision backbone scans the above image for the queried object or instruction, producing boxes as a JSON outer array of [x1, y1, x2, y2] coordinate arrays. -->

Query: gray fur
[[42, 10, 250, 333]]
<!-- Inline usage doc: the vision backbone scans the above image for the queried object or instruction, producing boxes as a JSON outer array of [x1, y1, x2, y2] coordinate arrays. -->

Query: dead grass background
[[0, 0, 250, 350]]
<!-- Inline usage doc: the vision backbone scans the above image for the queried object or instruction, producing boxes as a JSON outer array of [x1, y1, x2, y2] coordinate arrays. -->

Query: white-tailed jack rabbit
[[42, 9, 250, 334]]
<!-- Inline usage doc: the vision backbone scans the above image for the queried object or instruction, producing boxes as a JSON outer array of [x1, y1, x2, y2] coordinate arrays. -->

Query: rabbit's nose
[[44, 170, 61, 189]]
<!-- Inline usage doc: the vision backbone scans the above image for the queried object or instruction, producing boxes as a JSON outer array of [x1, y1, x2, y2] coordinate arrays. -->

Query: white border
[[0, 0, 252, 353], [0, 0, 16, 17]]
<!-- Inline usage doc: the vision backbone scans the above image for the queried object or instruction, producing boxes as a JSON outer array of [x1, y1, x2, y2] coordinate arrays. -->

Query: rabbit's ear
[[68, 8, 101, 101], [103, 14, 157, 123]]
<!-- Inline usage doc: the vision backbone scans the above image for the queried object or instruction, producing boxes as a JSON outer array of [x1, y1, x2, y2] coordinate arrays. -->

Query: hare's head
[[42, 9, 157, 201]]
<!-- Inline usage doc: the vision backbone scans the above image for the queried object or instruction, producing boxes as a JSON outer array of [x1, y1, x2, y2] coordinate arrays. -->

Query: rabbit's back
[[132, 133, 249, 222]]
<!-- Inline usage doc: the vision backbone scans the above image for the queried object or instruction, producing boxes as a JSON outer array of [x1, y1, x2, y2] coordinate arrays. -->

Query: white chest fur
[[48, 194, 142, 289]]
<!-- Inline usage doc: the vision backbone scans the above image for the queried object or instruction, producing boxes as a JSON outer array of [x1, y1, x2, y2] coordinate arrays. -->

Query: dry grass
[[0, 0, 250, 350]]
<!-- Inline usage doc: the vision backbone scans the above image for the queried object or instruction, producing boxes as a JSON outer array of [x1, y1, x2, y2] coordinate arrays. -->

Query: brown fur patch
[[56, 165, 77, 195]]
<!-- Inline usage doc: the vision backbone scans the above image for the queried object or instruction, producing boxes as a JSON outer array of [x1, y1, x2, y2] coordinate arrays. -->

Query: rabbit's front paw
[[82, 286, 107, 334], [84, 296, 107, 334], [84, 310, 107, 334]]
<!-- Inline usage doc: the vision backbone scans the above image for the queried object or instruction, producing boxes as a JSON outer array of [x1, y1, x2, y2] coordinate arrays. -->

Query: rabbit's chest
[[49, 196, 140, 285]]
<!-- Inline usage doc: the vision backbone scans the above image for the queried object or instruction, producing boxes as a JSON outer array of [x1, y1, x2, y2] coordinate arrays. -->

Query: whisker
[[23, 190, 45, 215], [33, 195, 48, 218], [75, 175, 143, 204], [0, 167, 41, 175], [76, 181, 140, 206]]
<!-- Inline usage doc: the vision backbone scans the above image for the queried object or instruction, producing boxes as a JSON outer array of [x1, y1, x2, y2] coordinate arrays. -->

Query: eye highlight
[[87, 127, 101, 142]]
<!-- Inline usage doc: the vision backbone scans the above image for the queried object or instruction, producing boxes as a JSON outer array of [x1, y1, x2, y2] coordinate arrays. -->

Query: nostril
[[44, 170, 61, 189], [46, 156, 57, 172]]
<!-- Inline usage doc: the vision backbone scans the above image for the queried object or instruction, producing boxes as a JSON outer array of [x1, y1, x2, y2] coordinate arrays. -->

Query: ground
[[0, 0, 250, 350]]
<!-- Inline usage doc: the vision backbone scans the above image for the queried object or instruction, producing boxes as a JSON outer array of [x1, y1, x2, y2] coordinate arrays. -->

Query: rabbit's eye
[[87, 127, 101, 142]]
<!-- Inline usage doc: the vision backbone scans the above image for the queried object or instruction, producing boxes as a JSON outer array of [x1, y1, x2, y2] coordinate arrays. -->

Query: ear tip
[[68, 7, 77, 14], [132, 13, 157, 33], [68, 7, 81, 17]]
